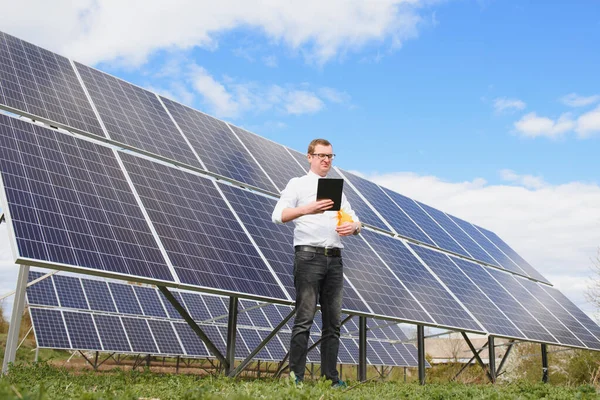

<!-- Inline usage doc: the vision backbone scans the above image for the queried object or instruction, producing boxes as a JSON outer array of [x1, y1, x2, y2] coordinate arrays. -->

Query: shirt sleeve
[[272, 178, 299, 224]]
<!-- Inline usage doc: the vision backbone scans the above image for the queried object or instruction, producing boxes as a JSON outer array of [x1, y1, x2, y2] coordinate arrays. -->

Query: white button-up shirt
[[271, 171, 360, 248]]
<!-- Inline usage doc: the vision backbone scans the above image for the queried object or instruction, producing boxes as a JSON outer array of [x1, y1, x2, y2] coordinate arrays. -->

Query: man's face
[[308, 144, 333, 177]]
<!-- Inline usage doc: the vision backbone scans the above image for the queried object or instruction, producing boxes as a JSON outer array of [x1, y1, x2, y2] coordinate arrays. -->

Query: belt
[[295, 245, 341, 257]]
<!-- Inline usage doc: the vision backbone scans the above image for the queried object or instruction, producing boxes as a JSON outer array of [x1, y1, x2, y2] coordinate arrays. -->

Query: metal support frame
[[229, 307, 295, 377], [225, 296, 239, 375], [461, 332, 493, 383], [417, 325, 426, 385], [496, 340, 514, 376], [158, 286, 228, 369], [452, 342, 488, 381], [2, 265, 30, 374], [541, 343, 549, 383], [358, 316, 368, 382], [488, 336, 496, 383]]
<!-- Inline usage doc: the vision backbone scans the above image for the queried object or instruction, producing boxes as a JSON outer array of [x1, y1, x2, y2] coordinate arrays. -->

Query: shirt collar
[[307, 170, 328, 179]]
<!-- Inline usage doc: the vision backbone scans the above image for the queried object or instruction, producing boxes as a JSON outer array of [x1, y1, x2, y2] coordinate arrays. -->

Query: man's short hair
[[307, 138, 332, 154]]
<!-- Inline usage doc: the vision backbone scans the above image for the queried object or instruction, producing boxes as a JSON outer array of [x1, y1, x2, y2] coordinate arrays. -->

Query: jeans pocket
[[295, 251, 317, 262]]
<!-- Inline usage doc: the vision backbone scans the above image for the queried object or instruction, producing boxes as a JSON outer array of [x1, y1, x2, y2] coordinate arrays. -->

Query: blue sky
[[1, 0, 600, 316]]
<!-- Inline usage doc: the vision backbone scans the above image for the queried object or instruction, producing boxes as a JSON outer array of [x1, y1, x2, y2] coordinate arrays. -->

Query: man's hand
[[302, 199, 334, 215], [336, 221, 358, 236]]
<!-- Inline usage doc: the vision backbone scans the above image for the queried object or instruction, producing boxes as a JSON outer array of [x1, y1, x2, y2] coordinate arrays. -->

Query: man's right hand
[[302, 199, 334, 215]]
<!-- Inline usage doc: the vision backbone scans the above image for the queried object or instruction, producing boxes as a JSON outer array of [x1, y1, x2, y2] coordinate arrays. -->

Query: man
[[272, 138, 361, 386]]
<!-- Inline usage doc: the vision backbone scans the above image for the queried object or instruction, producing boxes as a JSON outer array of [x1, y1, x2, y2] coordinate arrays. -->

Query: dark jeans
[[289, 250, 344, 383]]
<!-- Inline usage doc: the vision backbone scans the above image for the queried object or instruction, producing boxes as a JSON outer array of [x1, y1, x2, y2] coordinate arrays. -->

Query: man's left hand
[[336, 221, 358, 236]]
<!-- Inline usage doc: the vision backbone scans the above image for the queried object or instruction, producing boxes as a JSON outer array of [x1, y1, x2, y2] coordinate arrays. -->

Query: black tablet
[[316, 178, 344, 211]]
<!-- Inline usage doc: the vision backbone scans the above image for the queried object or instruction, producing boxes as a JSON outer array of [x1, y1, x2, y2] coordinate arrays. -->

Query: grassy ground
[[1, 363, 599, 400]]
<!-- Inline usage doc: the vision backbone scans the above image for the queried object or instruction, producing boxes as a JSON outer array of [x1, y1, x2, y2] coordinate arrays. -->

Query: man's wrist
[[353, 222, 361, 235]]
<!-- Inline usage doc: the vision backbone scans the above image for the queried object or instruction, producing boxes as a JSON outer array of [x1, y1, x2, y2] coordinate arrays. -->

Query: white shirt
[[271, 170, 360, 248]]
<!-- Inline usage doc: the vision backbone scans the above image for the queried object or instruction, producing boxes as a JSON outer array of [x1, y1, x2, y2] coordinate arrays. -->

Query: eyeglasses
[[310, 153, 336, 160]]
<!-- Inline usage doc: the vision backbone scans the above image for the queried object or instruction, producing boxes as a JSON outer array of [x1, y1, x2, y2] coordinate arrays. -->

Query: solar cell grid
[[475, 225, 550, 283], [416, 203, 499, 266], [365, 233, 483, 332], [0, 32, 104, 137], [52, 275, 88, 309], [411, 246, 524, 339], [26, 271, 58, 306], [387, 324, 409, 342], [160, 97, 277, 193], [108, 282, 143, 315], [516, 278, 600, 349], [147, 320, 184, 355], [75, 63, 201, 168], [160, 291, 185, 319], [447, 214, 519, 272], [63, 311, 102, 351], [239, 328, 272, 360], [486, 268, 584, 347], [180, 292, 212, 321], [229, 125, 305, 193], [240, 301, 271, 329], [343, 234, 431, 321], [0, 115, 174, 281], [121, 153, 286, 300], [133, 286, 168, 318], [218, 183, 294, 298], [339, 169, 437, 245], [172, 323, 210, 357], [121, 317, 158, 354], [382, 343, 409, 367], [93, 314, 131, 352], [30, 308, 71, 349], [542, 286, 600, 342], [256, 329, 288, 360], [452, 261, 557, 344], [81, 279, 117, 313], [381, 187, 469, 257]]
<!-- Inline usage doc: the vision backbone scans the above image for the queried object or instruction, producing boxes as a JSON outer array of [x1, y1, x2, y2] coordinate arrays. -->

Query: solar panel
[[26, 271, 58, 306], [217, 183, 295, 298], [81, 279, 117, 313], [0, 114, 174, 281], [121, 317, 158, 354], [93, 314, 131, 352], [381, 342, 409, 367], [516, 278, 600, 349], [63, 311, 102, 351], [338, 169, 435, 245], [120, 152, 286, 300], [451, 260, 557, 343], [386, 324, 410, 342], [240, 300, 271, 329], [133, 286, 168, 318], [541, 285, 600, 343], [239, 328, 272, 360], [172, 323, 210, 357], [415, 202, 499, 266], [486, 268, 584, 347], [202, 295, 229, 320], [474, 225, 550, 283], [160, 96, 277, 193], [446, 214, 521, 273], [0, 31, 104, 137], [180, 292, 212, 321], [53, 275, 88, 309], [147, 320, 184, 355], [228, 125, 306, 193], [108, 282, 143, 315], [160, 291, 185, 320], [74, 63, 202, 168], [342, 233, 433, 321], [410, 246, 524, 339], [365, 232, 484, 332], [380, 187, 470, 257], [29, 308, 70, 349]]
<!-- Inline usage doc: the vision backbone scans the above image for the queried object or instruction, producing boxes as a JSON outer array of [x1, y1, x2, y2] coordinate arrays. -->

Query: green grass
[[1, 363, 599, 400]]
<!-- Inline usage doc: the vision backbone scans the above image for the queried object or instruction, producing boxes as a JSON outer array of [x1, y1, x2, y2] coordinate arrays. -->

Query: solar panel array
[[1, 30, 598, 356], [26, 271, 421, 367]]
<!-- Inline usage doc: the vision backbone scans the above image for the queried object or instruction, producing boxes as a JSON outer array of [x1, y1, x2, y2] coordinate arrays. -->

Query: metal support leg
[[488, 336, 496, 383], [461, 332, 493, 383], [225, 296, 239, 375], [541, 343, 548, 383], [417, 325, 426, 385], [452, 342, 488, 381], [496, 340, 514, 376], [358, 316, 367, 382], [2, 265, 30, 374], [176, 356, 180, 374]]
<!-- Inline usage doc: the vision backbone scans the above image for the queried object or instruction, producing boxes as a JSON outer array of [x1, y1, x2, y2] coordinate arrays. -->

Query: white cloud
[[0, 0, 428, 67], [284, 90, 324, 115], [560, 93, 600, 108], [318, 87, 352, 104], [575, 105, 600, 138], [513, 112, 575, 139], [499, 169, 546, 190], [493, 97, 526, 113], [262, 55, 278, 68], [367, 171, 600, 317]]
